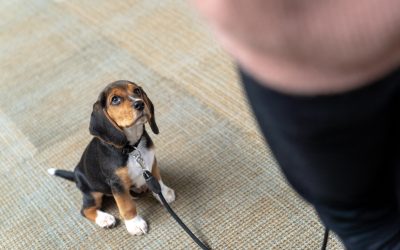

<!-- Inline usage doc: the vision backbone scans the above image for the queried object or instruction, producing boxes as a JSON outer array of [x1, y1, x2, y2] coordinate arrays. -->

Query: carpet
[[0, 0, 344, 249]]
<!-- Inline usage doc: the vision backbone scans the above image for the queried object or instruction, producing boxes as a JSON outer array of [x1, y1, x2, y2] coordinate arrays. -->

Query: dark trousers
[[240, 68, 400, 249]]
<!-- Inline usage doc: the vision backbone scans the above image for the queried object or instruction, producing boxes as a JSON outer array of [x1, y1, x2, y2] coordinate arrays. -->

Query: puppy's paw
[[95, 210, 116, 228], [125, 216, 148, 236], [162, 186, 175, 204], [153, 182, 175, 204]]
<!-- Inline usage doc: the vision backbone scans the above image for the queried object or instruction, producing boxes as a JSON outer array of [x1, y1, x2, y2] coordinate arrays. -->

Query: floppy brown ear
[[89, 100, 128, 147], [142, 89, 159, 134]]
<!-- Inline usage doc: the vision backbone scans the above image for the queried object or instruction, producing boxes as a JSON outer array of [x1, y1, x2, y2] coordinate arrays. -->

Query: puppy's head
[[89, 80, 159, 147]]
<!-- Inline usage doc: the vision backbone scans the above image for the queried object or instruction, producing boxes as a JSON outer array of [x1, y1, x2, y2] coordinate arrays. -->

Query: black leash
[[127, 144, 209, 249], [144, 166, 328, 250], [321, 227, 329, 250], [131, 144, 326, 250], [143, 170, 210, 250]]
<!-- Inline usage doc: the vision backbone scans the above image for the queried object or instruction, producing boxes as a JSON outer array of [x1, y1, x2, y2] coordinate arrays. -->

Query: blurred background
[[0, 1, 343, 249]]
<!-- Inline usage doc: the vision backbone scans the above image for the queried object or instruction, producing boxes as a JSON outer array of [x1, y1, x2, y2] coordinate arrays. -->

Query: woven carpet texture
[[0, 1, 344, 249]]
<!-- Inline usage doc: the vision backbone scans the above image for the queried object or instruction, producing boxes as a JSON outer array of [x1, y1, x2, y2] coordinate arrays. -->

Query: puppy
[[48, 80, 175, 235]]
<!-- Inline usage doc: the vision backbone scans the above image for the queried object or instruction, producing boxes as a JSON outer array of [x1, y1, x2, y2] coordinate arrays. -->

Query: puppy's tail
[[47, 168, 75, 182]]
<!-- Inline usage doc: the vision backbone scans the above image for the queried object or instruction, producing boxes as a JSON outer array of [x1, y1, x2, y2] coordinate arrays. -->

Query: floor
[[0, 0, 344, 249]]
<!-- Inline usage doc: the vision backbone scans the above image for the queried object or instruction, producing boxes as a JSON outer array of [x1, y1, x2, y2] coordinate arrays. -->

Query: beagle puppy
[[48, 80, 175, 235]]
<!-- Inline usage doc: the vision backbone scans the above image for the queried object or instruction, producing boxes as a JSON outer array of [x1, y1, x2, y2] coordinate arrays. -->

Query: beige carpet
[[0, 1, 344, 249]]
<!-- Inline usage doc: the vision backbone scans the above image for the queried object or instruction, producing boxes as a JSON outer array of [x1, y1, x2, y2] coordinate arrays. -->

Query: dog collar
[[121, 137, 142, 155]]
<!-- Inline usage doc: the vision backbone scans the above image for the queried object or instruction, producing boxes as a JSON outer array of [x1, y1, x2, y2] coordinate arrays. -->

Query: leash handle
[[143, 171, 210, 250]]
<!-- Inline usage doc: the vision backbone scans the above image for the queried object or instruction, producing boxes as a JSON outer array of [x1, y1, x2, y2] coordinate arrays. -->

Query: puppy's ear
[[89, 98, 127, 147], [142, 89, 159, 134]]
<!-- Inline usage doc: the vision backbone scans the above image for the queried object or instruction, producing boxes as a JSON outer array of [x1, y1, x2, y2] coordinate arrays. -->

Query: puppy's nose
[[134, 101, 145, 111]]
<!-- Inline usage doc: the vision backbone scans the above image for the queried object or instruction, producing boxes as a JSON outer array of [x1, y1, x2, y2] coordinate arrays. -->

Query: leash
[[131, 147, 329, 250], [132, 149, 210, 250], [321, 227, 329, 250]]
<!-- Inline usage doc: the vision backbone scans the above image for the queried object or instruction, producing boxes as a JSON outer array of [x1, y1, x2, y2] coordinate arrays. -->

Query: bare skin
[[192, 0, 400, 95]]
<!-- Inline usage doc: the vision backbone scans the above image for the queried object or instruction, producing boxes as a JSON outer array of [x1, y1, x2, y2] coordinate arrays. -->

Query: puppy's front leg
[[81, 191, 116, 228], [114, 168, 147, 235], [151, 158, 175, 204]]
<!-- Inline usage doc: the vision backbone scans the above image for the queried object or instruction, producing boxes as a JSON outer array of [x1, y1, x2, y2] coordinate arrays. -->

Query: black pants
[[240, 69, 400, 249]]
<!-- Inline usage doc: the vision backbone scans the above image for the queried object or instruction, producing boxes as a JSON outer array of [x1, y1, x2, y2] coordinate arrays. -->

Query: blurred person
[[192, 1, 400, 249]]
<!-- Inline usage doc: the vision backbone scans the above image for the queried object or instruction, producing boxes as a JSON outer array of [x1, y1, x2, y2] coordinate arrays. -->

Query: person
[[192, 1, 400, 249]]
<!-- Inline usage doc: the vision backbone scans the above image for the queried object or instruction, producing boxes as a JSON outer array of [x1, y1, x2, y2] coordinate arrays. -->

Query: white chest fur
[[126, 137, 155, 189]]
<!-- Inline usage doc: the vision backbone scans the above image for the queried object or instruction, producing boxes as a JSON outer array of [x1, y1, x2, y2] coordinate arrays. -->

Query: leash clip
[[131, 147, 146, 170]]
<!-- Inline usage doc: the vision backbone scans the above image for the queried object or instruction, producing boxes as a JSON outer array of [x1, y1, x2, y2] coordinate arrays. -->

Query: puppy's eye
[[134, 88, 141, 95], [111, 96, 121, 105]]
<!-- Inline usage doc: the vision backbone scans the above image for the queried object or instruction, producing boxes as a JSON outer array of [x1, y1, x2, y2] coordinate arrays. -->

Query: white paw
[[125, 216, 148, 236], [95, 210, 116, 228], [162, 186, 175, 204], [153, 181, 175, 204]]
